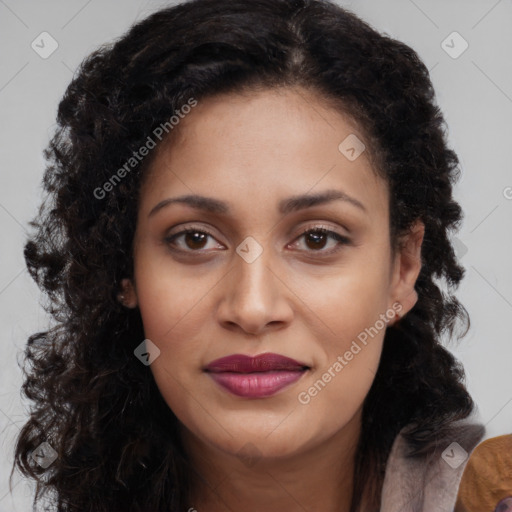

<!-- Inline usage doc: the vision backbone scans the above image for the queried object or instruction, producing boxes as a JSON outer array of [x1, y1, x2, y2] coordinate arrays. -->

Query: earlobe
[[117, 278, 138, 308], [389, 220, 425, 320]]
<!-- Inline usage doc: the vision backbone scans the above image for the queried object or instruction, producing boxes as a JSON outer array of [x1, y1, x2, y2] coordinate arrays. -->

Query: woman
[[12, 0, 485, 510]]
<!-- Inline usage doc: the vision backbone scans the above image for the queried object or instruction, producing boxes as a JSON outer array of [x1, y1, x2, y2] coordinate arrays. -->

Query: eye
[[164, 227, 225, 252], [164, 225, 350, 255], [289, 226, 351, 254]]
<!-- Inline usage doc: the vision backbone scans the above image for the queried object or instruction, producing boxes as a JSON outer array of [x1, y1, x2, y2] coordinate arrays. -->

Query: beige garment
[[380, 417, 485, 512]]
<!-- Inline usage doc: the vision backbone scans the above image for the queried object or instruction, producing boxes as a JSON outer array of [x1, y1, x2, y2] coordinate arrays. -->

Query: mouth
[[204, 353, 310, 399]]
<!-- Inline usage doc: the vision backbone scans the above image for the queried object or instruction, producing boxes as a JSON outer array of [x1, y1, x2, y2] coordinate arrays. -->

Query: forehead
[[139, 87, 388, 221]]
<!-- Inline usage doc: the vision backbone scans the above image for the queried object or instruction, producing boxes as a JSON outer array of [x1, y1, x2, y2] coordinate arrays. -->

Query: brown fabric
[[455, 434, 512, 512]]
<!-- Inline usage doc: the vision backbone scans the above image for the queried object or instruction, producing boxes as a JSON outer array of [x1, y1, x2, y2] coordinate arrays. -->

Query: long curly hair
[[12, 0, 475, 510]]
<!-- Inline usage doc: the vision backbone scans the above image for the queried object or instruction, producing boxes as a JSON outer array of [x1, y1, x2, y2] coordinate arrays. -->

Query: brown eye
[[165, 228, 224, 253], [183, 231, 208, 250], [291, 227, 351, 254], [304, 230, 329, 250]]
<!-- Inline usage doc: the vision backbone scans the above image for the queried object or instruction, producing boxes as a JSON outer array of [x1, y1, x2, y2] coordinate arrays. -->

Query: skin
[[121, 86, 424, 511]]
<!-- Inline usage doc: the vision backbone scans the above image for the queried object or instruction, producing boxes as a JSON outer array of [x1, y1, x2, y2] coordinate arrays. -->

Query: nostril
[[495, 497, 512, 512]]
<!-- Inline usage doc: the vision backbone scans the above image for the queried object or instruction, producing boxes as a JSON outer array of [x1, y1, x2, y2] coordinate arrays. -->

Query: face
[[123, 87, 423, 462]]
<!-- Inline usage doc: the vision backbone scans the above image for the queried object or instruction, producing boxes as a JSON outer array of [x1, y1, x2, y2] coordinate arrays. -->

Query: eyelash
[[164, 225, 351, 256]]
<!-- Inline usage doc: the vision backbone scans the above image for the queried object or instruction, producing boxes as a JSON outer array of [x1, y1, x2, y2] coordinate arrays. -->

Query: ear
[[388, 220, 424, 321], [117, 277, 138, 308]]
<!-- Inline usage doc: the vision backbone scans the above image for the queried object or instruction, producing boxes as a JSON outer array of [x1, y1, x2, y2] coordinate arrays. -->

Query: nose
[[216, 247, 294, 336]]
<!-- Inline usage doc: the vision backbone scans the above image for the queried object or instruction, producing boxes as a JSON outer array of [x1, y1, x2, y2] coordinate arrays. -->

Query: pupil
[[306, 232, 327, 250], [186, 232, 207, 249]]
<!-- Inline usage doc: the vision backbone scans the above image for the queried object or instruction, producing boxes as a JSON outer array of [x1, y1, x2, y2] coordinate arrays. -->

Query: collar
[[380, 415, 486, 511]]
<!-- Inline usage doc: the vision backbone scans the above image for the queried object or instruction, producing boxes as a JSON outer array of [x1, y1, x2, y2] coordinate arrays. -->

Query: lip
[[204, 353, 309, 398]]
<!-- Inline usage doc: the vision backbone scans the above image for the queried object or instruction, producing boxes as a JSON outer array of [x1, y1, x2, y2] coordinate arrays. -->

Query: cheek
[[136, 281, 214, 422], [295, 303, 387, 440], [133, 246, 215, 340], [291, 257, 392, 338], [297, 347, 381, 442], [132, 255, 218, 409], [291, 257, 391, 412]]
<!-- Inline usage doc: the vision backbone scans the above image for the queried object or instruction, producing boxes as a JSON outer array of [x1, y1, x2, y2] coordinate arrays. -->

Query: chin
[[222, 433, 306, 462], [201, 417, 318, 461]]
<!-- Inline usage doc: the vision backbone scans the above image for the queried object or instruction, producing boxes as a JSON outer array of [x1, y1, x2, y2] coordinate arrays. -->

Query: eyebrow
[[148, 189, 367, 217]]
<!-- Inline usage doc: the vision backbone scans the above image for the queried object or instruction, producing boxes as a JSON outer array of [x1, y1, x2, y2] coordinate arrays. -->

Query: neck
[[181, 410, 362, 512]]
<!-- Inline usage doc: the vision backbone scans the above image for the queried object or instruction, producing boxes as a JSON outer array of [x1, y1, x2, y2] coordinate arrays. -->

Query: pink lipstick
[[204, 353, 309, 398]]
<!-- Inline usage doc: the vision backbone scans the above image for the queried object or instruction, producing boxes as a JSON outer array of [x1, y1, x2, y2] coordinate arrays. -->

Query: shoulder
[[455, 433, 512, 512], [380, 416, 486, 512]]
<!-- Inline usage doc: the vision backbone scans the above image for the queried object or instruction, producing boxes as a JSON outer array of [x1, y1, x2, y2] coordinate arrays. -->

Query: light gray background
[[1, 0, 511, 509]]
